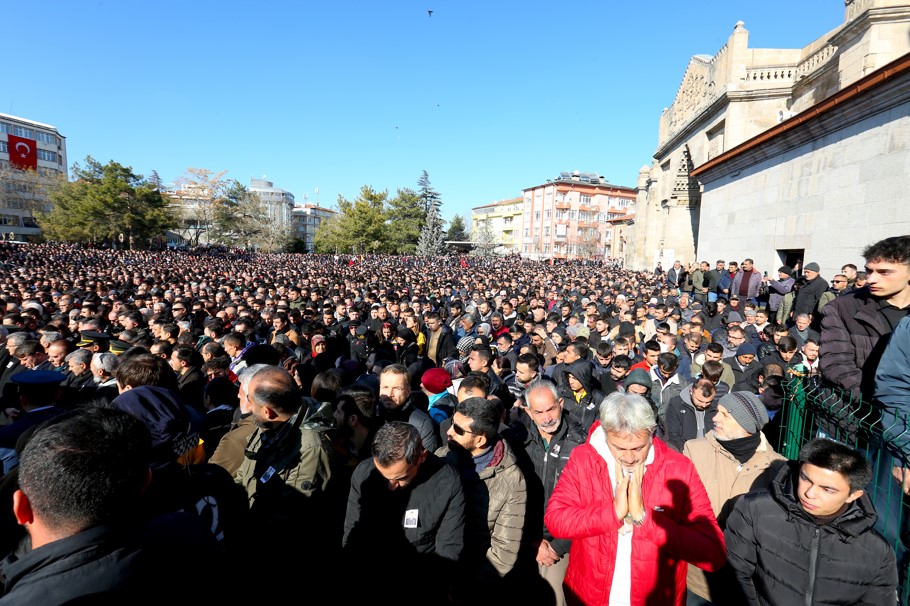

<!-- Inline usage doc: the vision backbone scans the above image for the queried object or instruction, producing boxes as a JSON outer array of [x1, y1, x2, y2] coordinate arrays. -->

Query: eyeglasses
[[832, 280, 846, 284], [451, 421, 477, 436]]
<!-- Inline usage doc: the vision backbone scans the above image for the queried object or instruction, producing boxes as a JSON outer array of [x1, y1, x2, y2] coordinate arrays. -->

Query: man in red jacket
[[545, 391, 726, 606]]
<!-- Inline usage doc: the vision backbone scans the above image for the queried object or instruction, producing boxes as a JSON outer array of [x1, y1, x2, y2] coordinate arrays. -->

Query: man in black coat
[[792, 262, 828, 329], [725, 438, 897, 605], [343, 422, 465, 606]]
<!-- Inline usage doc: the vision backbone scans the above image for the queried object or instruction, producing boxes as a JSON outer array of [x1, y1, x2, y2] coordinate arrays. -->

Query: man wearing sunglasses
[[436, 396, 527, 591]]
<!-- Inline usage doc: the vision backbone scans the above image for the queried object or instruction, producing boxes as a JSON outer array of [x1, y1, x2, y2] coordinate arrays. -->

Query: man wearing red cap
[[421, 367, 457, 445]]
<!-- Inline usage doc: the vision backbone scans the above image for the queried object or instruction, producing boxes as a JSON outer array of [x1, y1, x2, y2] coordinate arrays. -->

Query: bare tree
[[168, 168, 229, 246], [572, 227, 602, 260]]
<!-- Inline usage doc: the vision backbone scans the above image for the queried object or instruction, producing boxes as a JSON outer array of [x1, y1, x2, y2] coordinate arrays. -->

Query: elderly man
[[504, 380, 587, 606], [61, 348, 96, 407], [234, 365, 334, 567], [91, 352, 121, 402], [545, 391, 726, 606], [682, 391, 787, 605], [792, 262, 827, 328]]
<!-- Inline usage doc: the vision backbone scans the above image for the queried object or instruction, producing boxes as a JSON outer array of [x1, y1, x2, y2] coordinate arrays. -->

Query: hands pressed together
[[614, 461, 645, 526]]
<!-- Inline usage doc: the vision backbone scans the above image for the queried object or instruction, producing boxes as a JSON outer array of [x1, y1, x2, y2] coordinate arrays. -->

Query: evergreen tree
[[386, 187, 423, 253], [471, 219, 498, 258], [417, 170, 442, 217], [40, 156, 177, 248], [446, 213, 468, 242], [314, 186, 389, 254], [415, 203, 446, 256]]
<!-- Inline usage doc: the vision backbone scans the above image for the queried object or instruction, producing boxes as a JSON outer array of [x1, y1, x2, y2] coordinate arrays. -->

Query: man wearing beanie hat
[[724, 342, 761, 392], [681, 391, 786, 604], [623, 367, 659, 412], [792, 261, 827, 329]]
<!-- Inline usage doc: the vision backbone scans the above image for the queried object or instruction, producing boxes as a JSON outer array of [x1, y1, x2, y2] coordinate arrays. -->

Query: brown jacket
[[209, 413, 256, 476], [682, 432, 786, 601]]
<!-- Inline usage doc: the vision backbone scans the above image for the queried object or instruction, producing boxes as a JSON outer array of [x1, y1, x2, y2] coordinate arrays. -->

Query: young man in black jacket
[[725, 438, 897, 605]]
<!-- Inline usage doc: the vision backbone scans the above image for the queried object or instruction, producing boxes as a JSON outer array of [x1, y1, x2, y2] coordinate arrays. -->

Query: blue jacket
[[874, 314, 910, 450]]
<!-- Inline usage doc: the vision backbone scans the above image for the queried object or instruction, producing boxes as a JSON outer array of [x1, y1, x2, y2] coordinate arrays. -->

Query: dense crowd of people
[[0, 236, 907, 605]]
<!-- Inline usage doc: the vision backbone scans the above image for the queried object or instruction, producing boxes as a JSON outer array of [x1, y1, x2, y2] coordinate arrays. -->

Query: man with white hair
[[91, 352, 120, 402], [545, 391, 726, 606]]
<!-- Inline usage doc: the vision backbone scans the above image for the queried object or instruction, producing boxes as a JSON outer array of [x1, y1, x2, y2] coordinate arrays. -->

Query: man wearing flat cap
[[682, 391, 787, 604], [792, 262, 827, 330]]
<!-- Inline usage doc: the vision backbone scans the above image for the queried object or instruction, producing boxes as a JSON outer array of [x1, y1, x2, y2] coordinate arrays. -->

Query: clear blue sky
[[8, 1, 843, 223]]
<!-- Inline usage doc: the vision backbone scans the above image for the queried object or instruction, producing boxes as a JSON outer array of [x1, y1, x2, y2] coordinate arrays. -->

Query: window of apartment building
[[523, 244, 529, 253], [37, 150, 57, 162], [523, 228, 529, 238], [35, 132, 56, 144], [543, 243, 550, 253], [580, 194, 592, 206], [534, 210, 540, 221], [568, 210, 576, 220], [544, 209, 550, 220], [0, 142, 6, 153], [556, 210, 566, 221], [544, 226, 550, 237], [503, 216, 512, 225], [0, 215, 18, 226], [0, 123, 10, 134], [13, 126, 34, 139]]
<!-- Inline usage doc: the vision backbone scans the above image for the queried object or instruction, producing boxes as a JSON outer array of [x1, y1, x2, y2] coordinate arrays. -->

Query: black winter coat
[[503, 413, 587, 557], [818, 289, 893, 399], [725, 462, 897, 606], [558, 359, 604, 431], [662, 389, 718, 452], [793, 275, 828, 318]]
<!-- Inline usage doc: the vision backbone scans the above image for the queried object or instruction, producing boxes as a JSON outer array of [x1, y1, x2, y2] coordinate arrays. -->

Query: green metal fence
[[780, 377, 910, 604]]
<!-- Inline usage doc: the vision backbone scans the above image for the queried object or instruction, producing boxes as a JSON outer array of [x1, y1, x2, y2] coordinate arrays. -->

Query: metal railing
[[780, 377, 910, 604]]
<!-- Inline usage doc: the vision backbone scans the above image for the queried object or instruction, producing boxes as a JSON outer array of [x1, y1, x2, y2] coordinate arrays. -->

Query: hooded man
[[558, 359, 605, 432]]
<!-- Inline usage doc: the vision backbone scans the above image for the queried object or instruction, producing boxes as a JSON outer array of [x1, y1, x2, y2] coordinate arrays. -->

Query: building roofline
[[521, 181, 637, 194], [0, 113, 60, 132], [692, 50, 910, 178], [471, 198, 522, 211]]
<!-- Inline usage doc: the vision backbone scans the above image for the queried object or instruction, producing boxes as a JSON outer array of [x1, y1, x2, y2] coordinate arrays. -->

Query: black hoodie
[[558, 359, 604, 431]]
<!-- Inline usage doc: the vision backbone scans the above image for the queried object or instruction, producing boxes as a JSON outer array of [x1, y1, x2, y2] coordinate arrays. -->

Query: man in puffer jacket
[[725, 438, 897, 605], [558, 359, 604, 432]]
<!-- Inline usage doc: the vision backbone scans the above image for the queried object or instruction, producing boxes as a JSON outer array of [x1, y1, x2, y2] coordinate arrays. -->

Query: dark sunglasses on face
[[451, 421, 476, 436]]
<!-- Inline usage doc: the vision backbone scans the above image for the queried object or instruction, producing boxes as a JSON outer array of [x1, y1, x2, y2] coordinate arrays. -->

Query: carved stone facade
[[627, 0, 910, 270]]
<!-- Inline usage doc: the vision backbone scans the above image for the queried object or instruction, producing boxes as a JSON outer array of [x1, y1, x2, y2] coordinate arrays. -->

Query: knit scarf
[[717, 432, 761, 464]]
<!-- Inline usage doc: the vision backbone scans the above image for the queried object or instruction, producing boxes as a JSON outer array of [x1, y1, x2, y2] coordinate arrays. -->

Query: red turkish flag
[[7, 134, 37, 170]]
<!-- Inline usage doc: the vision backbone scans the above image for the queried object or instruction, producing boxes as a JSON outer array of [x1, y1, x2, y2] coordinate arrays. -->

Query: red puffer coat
[[545, 425, 726, 606]]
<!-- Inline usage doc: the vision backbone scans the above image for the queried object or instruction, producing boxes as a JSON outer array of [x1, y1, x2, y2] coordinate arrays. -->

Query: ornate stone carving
[[671, 147, 701, 209]]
